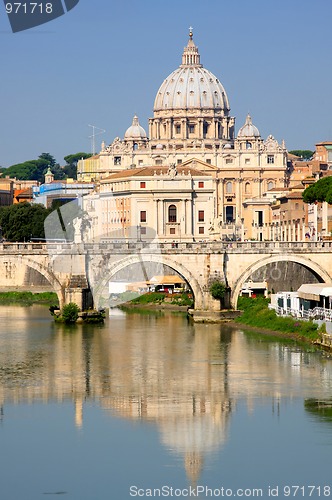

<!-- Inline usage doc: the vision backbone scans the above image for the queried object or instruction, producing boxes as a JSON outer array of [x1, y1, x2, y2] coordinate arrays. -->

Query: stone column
[[182, 119, 187, 140], [219, 180, 225, 225], [154, 199, 159, 236], [322, 201, 328, 237], [179, 199, 186, 240], [313, 203, 318, 241], [291, 220, 296, 241], [214, 120, 218, 139], [302, 219, 306, 241], [236, 178, 242, 221], [297, 221, 301, 242], [157, 199, 164, 237], [186, 197, 193, 238], [167, 119, 171, 140]]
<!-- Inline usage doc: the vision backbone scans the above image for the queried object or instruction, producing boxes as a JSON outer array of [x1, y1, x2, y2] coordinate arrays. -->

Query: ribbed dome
[[237, 114, 260, 138], [124, 115, 147, 139], [154, 30, 230, 113]]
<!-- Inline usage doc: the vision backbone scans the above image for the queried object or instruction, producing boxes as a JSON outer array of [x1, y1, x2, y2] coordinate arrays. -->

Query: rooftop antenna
[[88, 124, 106, 155]]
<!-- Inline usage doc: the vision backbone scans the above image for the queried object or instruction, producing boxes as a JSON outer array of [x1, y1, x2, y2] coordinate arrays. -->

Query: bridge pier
[[189, 287, 239, 322], [64, 275, 93, 311]]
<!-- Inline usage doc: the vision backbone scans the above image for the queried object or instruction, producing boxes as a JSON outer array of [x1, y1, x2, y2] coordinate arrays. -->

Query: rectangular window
[[198, 210, 204, 222], [189, 124, 195, 134], [267, 155, 275, 164], [226, 158, 233, 164], [140, 181, 146, 188], [114, 156, 121, 165], [198, 181, 204, 188], [199, 227, 204, 234], [155, 159, 163, 165], [138, 160, 143, 165], [175, 125, 181, 134], [257, 210, 263, 226], [140, 211, 147, 223], [225, 206, 235, 223], [170, 227, 176, 235], [206, 159, 211, 164], [140, 227, 147, 235], [177, 159, 182, 164]]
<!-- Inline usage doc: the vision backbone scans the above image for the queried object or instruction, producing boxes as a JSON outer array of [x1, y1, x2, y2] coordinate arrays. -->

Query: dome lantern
[[181, 27, 202, 67]]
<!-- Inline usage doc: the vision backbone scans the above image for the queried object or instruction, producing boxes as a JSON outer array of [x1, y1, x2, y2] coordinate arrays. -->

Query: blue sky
[[0, 0, 331, 168]]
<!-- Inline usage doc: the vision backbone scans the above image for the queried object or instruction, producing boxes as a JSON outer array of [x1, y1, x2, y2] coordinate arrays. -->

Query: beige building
[[81, 30, 288, 242], [314, 141, 332, 167]]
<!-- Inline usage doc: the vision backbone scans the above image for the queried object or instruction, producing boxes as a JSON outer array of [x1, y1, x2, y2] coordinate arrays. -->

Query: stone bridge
[[1, 241, 332, 317]]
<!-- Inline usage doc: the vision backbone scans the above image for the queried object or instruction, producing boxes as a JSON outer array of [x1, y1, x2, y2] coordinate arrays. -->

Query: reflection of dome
[[154, 30, 230, 113], [237, 114, 260, 138], [124, 115, 147, 139]]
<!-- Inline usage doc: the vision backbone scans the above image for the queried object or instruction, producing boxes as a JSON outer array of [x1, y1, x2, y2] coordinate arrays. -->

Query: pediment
[[181, 157, 219, 172]]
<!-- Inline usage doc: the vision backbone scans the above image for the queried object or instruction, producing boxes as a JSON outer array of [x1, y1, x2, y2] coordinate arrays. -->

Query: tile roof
[[101, 166, 210, 181]]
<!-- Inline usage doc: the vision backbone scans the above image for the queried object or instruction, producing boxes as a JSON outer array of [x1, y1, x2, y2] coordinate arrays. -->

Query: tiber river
[[0, 305, 332, 500]]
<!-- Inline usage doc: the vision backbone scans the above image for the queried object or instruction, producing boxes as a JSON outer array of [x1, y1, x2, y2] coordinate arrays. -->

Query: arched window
[[226, 181, 233, 194], [168, 205, 177, 223], [245, 182, 251, 194], [246, 141, 252, 150], [267, 181, 274, 190]]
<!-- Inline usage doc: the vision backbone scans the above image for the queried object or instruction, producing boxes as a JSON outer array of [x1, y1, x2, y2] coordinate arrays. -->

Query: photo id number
[[5, 3, 53, 14]]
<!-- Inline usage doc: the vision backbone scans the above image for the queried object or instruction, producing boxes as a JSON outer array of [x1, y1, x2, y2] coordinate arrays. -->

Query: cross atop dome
[[181, 28, 202, 67]]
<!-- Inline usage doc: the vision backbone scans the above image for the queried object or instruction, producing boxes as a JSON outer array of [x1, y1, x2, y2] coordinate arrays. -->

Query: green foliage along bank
[[235, 296, 319, 341], [119, 291, 194, 308], [0, 291, 58, 305]]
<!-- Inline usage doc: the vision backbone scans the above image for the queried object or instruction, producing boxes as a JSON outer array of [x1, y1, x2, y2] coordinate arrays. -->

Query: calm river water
[[1, 305, 332, 500]]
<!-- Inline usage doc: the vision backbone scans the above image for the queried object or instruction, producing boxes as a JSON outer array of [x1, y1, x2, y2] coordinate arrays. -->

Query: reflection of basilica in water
[[1, 308, 332, 483]]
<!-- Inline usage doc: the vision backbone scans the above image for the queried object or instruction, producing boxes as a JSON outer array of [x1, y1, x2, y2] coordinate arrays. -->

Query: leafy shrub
[[210, 281, 226, 300], [62, 303, 80, 323]]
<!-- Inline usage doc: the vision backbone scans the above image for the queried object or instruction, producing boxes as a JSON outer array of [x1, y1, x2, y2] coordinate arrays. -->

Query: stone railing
[[1, 240, 332, 254]]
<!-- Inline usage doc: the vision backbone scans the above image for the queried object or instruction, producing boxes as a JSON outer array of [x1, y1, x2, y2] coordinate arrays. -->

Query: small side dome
[[156, 143, 164, 150], [237, 114, 260, 138], [124, 115, 147, 139]]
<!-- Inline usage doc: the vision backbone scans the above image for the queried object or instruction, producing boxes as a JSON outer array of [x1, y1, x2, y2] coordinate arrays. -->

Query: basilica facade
[[80, 30, 288, 242]]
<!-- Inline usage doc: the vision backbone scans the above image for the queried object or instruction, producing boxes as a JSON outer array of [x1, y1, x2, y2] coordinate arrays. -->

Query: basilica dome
[[154, 30, 230, 113]]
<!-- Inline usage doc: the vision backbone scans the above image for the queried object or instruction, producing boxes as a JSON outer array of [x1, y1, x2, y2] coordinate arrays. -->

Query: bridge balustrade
[[1, 240, 332, 254]]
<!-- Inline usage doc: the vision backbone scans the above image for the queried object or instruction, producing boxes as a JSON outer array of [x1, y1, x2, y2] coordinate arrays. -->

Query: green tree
[[63, 152, 92, 180], [2, 161, 40, 181], [0, 202, 51, 241], [302, 176, 332, 204], [38, 153, 56, 167], [1, 153, 65, 183], [289, 150, 314, 160]]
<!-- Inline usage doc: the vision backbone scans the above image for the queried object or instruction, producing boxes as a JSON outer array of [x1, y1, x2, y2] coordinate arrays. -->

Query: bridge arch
[[92, 253, 204, 309], [231, 254, 332, 309], [0, 255, 64, 308]]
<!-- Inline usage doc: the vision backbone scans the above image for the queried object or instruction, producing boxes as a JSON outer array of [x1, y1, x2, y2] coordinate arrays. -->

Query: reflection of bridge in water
[[0, 309, 331, 483], [1, 241, 332, 317]]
